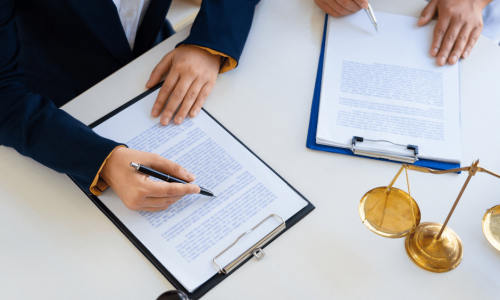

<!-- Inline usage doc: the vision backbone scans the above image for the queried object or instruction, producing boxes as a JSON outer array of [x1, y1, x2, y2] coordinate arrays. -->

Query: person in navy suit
[[0, 0, 259, 211], [315, 0, 492, 66]]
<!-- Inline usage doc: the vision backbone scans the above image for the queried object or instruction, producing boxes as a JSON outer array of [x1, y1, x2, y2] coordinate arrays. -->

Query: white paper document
[[92, 90, 308, 292], [317, 12, 461, 163]]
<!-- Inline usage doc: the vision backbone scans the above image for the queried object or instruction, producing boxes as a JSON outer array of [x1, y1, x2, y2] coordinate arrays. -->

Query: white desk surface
[[2, 0, 500, 299]]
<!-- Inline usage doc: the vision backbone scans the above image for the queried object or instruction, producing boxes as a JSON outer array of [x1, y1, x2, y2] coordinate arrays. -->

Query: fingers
[[101, 147, 201, 212], [189, 82, 214, 118], [352, 0, 368, 10], [315, 0, 340, 17], [430, 11, 451, 58], [146, 181, 200, 198], [143, 195, 183, 208], [315, 0, 357, 17], [427, 0, 485, 65], [148, 154, 196, 182], [149, 46, 221, 124], [147, 52, 174, 89], [327, 0, 357, 16], [335, 0, 364, 13], [124, 181, 198, 211], [140, 206, 170, 212], [418, 0, 438, 27], [462, 27, 481, 59], [448, 25, 471, 64], [159, 76, 194, 125], [173, 78, 204, 124], [435, 18, 463, 66], [151, 72, 180, 120]]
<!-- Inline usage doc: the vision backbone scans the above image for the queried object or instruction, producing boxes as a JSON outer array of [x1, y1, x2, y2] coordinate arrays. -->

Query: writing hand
[[100, 147, 200, 211], [314, 0, 368, 17], [418, 0, 491, 66], [146, 45, 221, 126]]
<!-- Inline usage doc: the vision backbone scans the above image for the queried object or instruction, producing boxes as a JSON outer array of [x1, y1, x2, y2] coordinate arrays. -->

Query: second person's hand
[[315, 0, 369, 17], [146, 45, 222, 126], [418, 0, 491, 66]]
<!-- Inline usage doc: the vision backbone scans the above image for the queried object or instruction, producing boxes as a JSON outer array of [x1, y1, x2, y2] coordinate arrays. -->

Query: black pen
[[130, 162, 216, 198]]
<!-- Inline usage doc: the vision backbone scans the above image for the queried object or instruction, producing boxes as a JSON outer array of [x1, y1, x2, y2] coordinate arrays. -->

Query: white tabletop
[[2, 0, 500, 299]]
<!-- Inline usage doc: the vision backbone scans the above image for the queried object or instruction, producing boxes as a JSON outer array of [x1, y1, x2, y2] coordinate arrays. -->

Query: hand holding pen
[[314, 0, 377, 31], [314, 0, 369, 17], [130, 163, 216, 198], [100, 147, 201, 212]]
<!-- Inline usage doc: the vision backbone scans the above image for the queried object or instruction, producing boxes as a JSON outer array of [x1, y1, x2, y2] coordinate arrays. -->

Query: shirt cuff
[[89, 145, 126, 196], [188, 45, 237, 74]]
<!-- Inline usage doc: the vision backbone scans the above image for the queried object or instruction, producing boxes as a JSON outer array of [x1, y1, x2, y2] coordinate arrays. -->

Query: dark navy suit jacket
[[0, 0, 259, 193]]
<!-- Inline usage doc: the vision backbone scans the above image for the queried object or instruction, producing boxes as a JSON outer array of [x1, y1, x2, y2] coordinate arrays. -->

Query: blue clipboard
[[306, 15, 460, 170]]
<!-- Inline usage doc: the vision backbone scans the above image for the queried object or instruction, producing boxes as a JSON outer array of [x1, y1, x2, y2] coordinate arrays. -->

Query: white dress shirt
[[112, 0, 152, 50]]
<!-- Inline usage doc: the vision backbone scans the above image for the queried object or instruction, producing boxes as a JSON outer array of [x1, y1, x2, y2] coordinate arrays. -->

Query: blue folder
[[306, 15, 460, 170]]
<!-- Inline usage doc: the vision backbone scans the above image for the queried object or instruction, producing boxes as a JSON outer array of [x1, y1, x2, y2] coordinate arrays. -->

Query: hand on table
[[100, 147, 200, 211], [418, 0, 491, 66], [146, 45, 222, 126], [314, 0, 368, 17]]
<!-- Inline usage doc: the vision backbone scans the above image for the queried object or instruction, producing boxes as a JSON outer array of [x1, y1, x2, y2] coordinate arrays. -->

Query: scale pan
[[359, 187, 421, 238], [483, 204, 500, 251]]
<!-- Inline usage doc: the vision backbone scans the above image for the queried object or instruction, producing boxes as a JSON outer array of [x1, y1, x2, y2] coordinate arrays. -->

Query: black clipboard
[[70, 84, 315, 299]]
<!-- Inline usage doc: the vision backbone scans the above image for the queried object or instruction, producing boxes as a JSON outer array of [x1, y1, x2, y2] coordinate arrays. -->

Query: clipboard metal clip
[[351, 136, 419, 164], [213, 214, 286, 274]]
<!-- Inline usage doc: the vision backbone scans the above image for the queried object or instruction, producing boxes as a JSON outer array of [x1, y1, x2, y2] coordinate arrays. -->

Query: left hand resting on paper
[[146, 45, 221, 126], [418, 0, 492, 66]]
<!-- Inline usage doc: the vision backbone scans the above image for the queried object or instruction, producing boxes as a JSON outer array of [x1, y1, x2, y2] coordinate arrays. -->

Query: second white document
[[316, 12, 461, 163]]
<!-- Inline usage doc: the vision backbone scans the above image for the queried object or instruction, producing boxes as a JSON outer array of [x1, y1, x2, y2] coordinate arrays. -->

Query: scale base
[[405, 222, 463, 272]]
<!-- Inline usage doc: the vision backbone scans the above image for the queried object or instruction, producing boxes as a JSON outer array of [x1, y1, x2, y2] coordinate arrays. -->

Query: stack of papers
[[316, 12, 461, 164]]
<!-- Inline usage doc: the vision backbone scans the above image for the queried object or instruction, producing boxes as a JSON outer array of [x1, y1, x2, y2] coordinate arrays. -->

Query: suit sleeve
[[178, 0, 260, 69], [0, 0, 121, 194]]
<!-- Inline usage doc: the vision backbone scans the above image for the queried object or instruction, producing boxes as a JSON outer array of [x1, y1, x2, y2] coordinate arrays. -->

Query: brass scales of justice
[[359, 159, 500, 272]]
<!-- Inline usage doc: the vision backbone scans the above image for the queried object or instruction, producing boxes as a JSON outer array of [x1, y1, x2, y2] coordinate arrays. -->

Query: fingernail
[[193, 109, 199, 117], [463, 51, 469, 58], [152, 108, 159, 116], [162, 117, 170, 125], [450, 55, 457, 64], [175, 115, 183, 124], [362, 2, 368, 9], [187, 172, 196, 181], [432, 48, 439, 56], [438, 56, 446, 65], [146, 79, 152, 87]]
